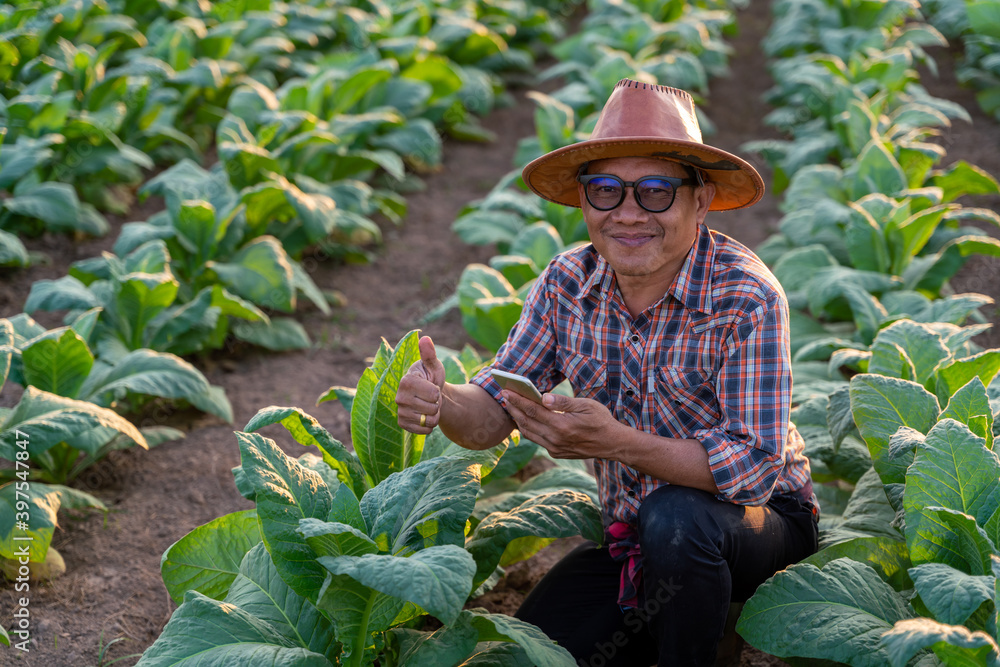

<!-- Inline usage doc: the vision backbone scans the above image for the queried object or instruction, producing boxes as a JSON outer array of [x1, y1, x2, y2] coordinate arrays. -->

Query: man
[[396, 79, 817, 666]]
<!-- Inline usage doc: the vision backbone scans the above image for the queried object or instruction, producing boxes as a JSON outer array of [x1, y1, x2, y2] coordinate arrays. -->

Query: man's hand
[[502, 390, 623, 460], [396, 336, 445, 434]]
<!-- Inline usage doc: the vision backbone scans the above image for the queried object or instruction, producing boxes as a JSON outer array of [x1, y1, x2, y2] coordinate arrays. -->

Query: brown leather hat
[[521, 79, 764, 211]]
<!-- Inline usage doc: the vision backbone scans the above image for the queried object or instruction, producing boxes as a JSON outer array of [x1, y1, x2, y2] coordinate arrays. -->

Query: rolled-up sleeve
[[693, 294, 791, 506]]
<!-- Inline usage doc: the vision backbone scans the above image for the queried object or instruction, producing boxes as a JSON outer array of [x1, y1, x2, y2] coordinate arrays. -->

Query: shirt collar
[[582, 224, 715, 316], [668, 223, 714, 316], [580, 250, 617, 304]]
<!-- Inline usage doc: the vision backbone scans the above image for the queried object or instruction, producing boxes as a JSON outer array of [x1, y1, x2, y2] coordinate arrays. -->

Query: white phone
[[491, 369, 545, 404]]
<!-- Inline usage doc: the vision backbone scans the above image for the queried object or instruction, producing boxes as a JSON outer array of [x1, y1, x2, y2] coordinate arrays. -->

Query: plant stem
[[349, 592, 377, 667]]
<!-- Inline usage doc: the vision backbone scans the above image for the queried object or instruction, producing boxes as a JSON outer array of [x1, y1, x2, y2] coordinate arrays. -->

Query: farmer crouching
[[395, 79, 818, 666]]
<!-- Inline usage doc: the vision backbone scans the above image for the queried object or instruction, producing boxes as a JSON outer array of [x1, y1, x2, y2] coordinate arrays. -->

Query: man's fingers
[[407, 409, 437, 433], [399, 373, 440, 404]]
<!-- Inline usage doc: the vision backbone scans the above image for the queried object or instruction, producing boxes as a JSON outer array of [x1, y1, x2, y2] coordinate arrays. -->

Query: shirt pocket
[[557, 350, 609, 403], [650, 366, 720, 436]]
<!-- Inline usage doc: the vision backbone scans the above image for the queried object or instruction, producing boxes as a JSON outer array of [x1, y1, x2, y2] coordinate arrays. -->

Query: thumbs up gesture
[[396, 335, 445, 434]]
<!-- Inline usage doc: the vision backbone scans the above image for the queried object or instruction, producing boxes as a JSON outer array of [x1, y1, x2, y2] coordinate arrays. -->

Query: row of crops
[[735, 1, 1000, 664], [1, 0, 599, 659], [433, 0, 1000, 665], [0, 0, 572, 482], [2, 0, 1000, 665]]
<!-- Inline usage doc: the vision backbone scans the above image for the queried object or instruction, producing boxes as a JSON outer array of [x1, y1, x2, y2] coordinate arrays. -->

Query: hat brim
[[521, 137, 764, 212]]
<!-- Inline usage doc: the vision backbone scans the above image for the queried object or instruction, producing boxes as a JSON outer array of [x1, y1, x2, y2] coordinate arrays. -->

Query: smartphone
[[491, 369, 545, 404]]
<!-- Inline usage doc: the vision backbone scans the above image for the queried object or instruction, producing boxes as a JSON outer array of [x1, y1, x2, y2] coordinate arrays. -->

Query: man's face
[[579, 156, 714, 285]]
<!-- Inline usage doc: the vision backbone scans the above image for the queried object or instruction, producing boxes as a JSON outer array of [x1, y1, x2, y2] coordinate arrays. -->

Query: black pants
[[515, 486, 818, 666]]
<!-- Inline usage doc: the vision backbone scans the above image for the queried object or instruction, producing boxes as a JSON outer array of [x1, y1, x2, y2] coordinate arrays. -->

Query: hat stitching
[[614, 79, 691, 101]]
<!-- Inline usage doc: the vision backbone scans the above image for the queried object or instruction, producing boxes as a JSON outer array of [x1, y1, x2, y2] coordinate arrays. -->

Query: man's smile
[[606, 231, 659, 247]]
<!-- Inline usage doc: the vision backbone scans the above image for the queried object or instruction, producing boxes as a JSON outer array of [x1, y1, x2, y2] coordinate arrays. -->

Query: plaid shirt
[[471, 223, 813, 530]]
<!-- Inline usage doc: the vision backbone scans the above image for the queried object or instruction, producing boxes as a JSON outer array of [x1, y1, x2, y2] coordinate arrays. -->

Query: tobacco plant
[[738, 339, 1000, 665], [25, 159, 337, 354], [0, 315, 176, 572], [141, 330, 601, 665], [0, 313, 197, 485]]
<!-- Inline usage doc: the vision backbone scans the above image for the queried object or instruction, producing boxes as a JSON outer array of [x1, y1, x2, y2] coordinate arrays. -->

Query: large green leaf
[[466, 490, 602, 588], [80, 349, 214, 406], [465, 297, 525, 354], [117, 272, 180, 348], [465, 610, 576, 667], [315, 572, 403, 660], [24, 275, 102, 314], [0, 482, 105, 561], [298, 518, 378, 558], [1, 482, 61, 561], [0, 229, 31, 267], [146, 286, 243, 355], [802, 536, 912, 591], [210, 236, 295, 312], [508, 222, 562, 272], [844, 208, 890, 273], [736, 558, 913, 666], [319, 545, 476, 625], [360, 457, 481, 556], [0, 387, 146, 459], [3, 182, 109, 235], [941, 377, 995, 450], [907, 506, 996, 576], [187, 385, 235, 424], [371, 119, 442, 172], [175, 200, 228, 267], [819, 467, 902, 547], [903, 418, 1000, 562], [870, 321, 951, 386], [133, 591, 332, 666], [934, 350, 1000, 406], [21, 328, 94, 398], [828, 384, 858, 450], [850, 374, 940, 476], [225, 543, 340, 663], [930, 160, 1000, 202], [472, 467, 600, 520], [231, 318, 311, 351], [456, 642, 533, 666], [352, 330, 422, 486], [846, 139, 907, 200], [882, 617, 1000, 667], [452, 210, 525, 247], [419, 428, 508, 478], [245, 406, 366, 499], [909, 562, 995, 627], [160, 509, 262, 605], [327, 482, 366, 534], [235, 431, 333, 602], [806, 267, 900, 320], [390, 618, 479, 667]]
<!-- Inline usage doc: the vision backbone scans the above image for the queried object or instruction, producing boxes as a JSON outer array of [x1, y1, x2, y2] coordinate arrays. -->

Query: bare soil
[[2, 5, 999, 667]]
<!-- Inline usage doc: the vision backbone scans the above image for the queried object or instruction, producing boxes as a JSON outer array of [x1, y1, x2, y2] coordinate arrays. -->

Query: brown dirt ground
[[2, 4, 999, 667]]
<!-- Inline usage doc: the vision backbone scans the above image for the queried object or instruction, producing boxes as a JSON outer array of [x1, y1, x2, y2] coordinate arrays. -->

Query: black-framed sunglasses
[[577, 173, 699, 212]]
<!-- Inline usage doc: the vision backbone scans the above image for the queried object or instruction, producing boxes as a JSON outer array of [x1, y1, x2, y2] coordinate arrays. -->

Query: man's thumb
[[419, 336, 441, 375], [542, 392, 570, 410]]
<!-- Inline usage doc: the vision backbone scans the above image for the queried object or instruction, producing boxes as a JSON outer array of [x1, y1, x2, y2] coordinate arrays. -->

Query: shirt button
[[627, 490, 636, 497], [625, 389, 634, 397], [630, 334, 640, 343]]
